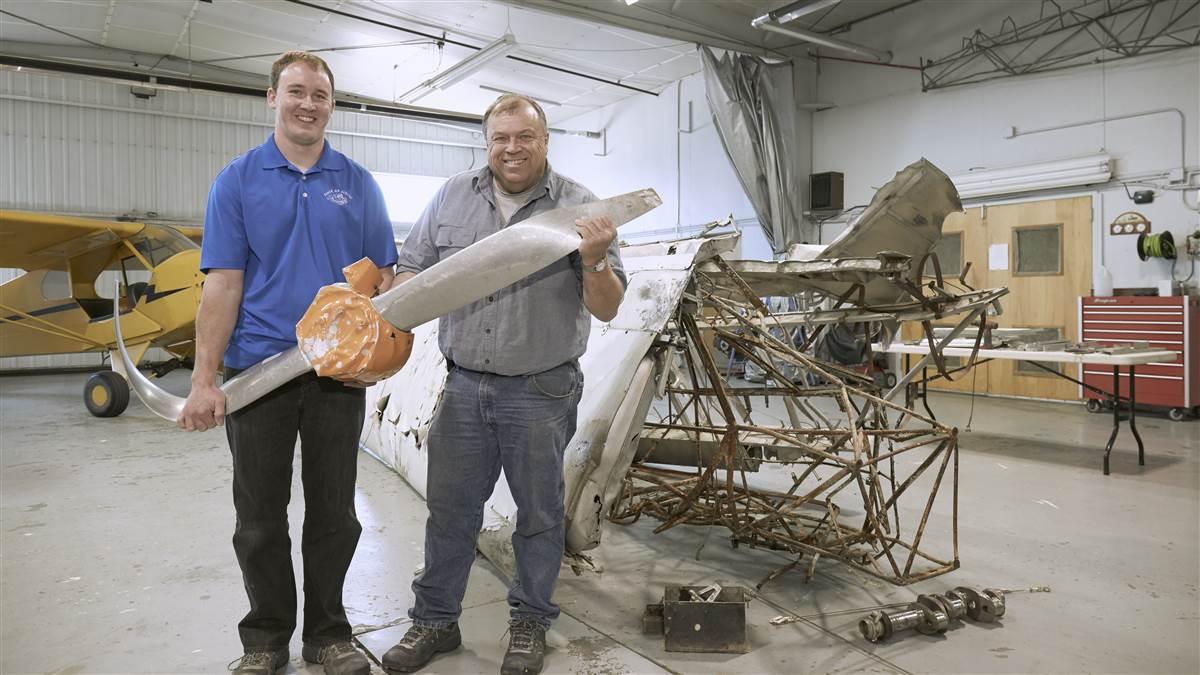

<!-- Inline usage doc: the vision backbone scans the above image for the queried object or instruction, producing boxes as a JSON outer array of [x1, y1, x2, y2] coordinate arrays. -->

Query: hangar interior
[[1, 1, 1198, 674]]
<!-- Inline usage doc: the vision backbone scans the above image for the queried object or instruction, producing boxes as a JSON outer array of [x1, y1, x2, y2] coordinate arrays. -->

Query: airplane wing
[[0, 210, 148, 271]]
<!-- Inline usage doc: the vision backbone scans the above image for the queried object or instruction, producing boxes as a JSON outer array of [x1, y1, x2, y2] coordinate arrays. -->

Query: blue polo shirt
[[200, 135, 398, 369]]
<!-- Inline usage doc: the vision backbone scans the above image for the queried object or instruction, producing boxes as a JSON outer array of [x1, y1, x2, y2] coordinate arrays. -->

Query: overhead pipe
[[751, 0, 892, 63], [756, 23, 892, 63]]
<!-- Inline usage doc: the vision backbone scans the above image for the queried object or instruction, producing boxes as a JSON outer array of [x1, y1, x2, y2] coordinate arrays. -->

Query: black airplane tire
[[85, 371, 131, 418]]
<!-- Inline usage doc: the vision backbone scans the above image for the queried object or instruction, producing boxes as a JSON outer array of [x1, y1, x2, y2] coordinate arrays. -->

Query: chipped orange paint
[[296, 257, 414, 383]]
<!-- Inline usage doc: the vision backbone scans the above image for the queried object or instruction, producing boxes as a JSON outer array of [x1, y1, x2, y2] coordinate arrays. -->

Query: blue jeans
[[410, 361, 582, 628]]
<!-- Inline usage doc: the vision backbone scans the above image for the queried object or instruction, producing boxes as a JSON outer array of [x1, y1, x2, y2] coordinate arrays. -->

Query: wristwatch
[[585, 257, 608, 273]]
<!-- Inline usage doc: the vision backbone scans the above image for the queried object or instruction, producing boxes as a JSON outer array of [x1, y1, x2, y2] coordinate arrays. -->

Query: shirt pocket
[[434, 225, 476, 259]]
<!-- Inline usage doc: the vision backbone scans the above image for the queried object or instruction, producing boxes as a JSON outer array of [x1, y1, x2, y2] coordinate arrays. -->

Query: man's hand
[[576, 216, 616, 266], [177, 380, 226, 431]]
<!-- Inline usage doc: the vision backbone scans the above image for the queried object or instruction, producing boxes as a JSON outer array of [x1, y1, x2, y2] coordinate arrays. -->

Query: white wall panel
[[0, 69, 486, 370], [812, 18, 1199, 292], [549, 72, 776, 259]]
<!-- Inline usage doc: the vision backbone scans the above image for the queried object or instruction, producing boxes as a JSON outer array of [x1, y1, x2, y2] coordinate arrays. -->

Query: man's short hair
[[270, 51, 336, 94], [482, 94, 548, 137]]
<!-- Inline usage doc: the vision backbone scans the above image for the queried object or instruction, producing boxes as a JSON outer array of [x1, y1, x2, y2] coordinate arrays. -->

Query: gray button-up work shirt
[[396, 165, 626, 376]]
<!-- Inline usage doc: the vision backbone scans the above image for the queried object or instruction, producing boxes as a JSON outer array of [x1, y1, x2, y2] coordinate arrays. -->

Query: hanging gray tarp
[[700, 45, 803, 254]]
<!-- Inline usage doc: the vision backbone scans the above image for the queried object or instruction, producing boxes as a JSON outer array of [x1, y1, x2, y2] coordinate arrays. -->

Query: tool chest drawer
[[1079, 296, 1198, 411]]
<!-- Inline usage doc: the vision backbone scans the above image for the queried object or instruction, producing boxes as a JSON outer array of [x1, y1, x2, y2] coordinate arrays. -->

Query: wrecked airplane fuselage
[[361, 158, 1000, 585]]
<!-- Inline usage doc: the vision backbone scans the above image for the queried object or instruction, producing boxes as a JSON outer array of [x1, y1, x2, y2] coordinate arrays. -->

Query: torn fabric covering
[[358, 233, 739, 576], [700, 45, 803, 253]]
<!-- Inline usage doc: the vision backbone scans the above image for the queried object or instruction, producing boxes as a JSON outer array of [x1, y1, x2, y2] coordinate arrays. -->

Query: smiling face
[[267, 62, 334, 149], [486, 103, 549, 194]]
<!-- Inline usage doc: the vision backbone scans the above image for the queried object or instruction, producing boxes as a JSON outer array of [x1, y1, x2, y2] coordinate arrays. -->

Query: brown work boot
[[500, 620, 547, 675], [382, 622, 461, 673], [228, 648, 288, 674], [302, 641, 370, 675]]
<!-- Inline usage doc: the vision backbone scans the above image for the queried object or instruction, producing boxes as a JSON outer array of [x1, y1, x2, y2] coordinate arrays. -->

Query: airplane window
[[40, 270, 71, 300], [131, 224, 196, 267]]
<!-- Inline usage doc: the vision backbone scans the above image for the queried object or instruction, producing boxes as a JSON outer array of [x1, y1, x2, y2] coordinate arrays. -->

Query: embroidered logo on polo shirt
[[323, 189, 353, 206]]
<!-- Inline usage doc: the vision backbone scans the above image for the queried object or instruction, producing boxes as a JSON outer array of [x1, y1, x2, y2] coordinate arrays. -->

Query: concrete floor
[[1, 371, 1197, 674]]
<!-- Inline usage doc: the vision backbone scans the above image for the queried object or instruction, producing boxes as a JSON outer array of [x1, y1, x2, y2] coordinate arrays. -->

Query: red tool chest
[[1078, 296, 1199, 419]]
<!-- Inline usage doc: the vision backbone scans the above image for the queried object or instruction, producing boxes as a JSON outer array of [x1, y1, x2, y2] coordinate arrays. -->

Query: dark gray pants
[[225, 369, 365, 651], [410, 361, 582, 628]]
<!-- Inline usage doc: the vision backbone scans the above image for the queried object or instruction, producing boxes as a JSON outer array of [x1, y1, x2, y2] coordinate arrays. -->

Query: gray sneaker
[[382, 623, 462, 673], [500, 620, 546, 675], [228, 649, 288, 674], [302, 641, 370, 675]]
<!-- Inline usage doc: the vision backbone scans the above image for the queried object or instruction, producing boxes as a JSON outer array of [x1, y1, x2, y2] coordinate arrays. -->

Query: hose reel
[[1137, 231, 1176, 260]]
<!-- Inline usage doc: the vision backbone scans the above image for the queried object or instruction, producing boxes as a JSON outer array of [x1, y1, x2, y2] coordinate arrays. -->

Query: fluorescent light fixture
[[950, 153, 1112, 199], [399, 33, 518, 104], [625, 0, 640, 5], [775, 0, 843, 25], [477, 84, 562, 107]]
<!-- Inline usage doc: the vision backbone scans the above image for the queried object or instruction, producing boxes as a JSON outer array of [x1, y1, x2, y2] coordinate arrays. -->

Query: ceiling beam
[[0, 54, 485, 126], [0, 41, 267, 88], [496, 0, 788, 58], [283, 0, 659, 96]]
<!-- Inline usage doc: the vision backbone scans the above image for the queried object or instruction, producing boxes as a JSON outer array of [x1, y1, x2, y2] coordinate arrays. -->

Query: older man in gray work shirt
[[381, 94, 625, 675]]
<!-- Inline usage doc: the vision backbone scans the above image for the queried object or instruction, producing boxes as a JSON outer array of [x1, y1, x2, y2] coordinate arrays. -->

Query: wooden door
[[903, 197, 1092, 401], [980, 196, 1092, 400]]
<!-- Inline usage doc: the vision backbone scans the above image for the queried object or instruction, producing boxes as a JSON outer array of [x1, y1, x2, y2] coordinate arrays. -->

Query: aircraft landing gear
[[84, 371, 130, 418]]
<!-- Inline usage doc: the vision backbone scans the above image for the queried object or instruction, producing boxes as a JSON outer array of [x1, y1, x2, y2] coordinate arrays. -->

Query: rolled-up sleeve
[[605, 235, 627, 289], [199, 166, 248, 273]]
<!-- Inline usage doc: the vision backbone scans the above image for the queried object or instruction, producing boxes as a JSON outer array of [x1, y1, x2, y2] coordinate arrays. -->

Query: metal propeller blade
[[116, 188, 662, 423]]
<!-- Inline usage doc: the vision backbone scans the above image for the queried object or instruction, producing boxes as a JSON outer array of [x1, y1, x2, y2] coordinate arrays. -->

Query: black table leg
[[1129, 366, 1144, 466], [1103, 365, 1120, 476]]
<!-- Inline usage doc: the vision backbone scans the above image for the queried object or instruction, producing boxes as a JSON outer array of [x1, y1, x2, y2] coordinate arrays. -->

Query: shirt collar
[[257, 134, 345, 172], [473, 163, 559, 201]]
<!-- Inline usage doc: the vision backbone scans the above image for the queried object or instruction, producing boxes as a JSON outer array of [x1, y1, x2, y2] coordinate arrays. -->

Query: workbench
[[878, 342, 1180, 475]]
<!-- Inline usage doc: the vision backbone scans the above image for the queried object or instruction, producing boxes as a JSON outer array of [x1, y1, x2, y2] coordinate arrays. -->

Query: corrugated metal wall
[[0, 69, 485, 370]]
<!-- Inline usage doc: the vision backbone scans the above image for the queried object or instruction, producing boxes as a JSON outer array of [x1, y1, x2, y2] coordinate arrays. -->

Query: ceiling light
[[398, 33, 518, 104], [625, 0, 640, 5], [477, 84, 562, 107]]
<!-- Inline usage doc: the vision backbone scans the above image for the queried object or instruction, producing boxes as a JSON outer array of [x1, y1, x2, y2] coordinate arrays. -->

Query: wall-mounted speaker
[[810, 171, 844, 211]]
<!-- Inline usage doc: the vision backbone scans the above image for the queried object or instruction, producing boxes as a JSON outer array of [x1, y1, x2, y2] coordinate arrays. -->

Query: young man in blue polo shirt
[[179, 52, 397, 675]]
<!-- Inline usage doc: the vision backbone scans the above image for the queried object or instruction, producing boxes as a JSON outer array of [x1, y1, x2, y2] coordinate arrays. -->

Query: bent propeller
[[115, 189, 662, 423]]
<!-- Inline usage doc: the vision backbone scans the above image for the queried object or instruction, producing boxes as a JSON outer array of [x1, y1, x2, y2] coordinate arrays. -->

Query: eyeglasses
[[487, 133, 544, 148]]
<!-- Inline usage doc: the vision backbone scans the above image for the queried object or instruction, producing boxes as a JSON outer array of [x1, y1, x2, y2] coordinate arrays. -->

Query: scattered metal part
[[756, 556, 802, 591], [689, 583, 724, 602], [996, 585, 1052, 594], [858, 586, 1015, 643], [642, 603, 665, 636], [564, 551, 600, 576], [944, 587, 1006, 623]]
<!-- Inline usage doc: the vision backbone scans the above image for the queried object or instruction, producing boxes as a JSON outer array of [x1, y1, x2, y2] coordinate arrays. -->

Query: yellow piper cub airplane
[[0, 210, 203, 417]]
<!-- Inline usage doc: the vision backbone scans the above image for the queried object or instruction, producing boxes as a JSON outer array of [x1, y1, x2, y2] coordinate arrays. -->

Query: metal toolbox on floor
[[1079, 296, 1199, 419], [661, 585, 750, 653]]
